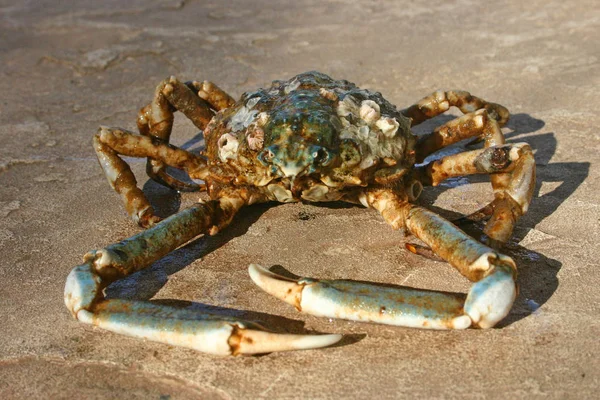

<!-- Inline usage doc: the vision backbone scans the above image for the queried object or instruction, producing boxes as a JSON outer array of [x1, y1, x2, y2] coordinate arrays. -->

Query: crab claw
[[65, 262, 342, 355], [464, 260, 517, 328], [249, 264, 473, 330]]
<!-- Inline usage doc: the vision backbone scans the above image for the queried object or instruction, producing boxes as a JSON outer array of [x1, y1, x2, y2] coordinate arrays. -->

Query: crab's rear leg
[[410, 107, 535, 245], [93, 127, 209, 227], [415, 143, 535, 246], [401, 90, 509, 128], [65, 195, 341, 355], [414, 108, 507, 162], [136, 77, 235, 192]]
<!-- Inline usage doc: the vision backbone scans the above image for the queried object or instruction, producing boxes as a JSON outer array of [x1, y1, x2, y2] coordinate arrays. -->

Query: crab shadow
[[417, 113, 589, 325]]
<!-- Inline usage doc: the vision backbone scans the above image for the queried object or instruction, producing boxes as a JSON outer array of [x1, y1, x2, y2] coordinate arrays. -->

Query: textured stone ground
[[1, 0, 599, 398]]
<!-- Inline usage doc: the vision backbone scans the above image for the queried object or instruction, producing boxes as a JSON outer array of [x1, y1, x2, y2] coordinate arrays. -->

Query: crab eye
[[311, 146, 332, 166]]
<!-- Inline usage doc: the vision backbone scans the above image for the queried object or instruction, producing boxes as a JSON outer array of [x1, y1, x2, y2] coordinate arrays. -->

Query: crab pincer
[[249, 218, 518, 332], [64, 205, 341, 355]]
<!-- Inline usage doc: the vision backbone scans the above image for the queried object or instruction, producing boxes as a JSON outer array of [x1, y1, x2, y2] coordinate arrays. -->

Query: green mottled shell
[[204, 71, 416, 195]]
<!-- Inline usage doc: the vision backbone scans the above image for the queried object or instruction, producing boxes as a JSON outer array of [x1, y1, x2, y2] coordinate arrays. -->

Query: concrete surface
[[1, 0, 599, 398]]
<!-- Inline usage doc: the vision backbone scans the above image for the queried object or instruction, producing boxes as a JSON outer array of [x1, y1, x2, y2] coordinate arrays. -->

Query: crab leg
[[252, 191, 517, 330], [250, 265, 472, 329], [136, 77, 233, 192], [367, 191, 518, 328], [415, 143, 536, 245], [402, 205, 517, 328], [188, 79, 236, 111], [93, 126, 209, 227], [401, 90, 509, 128], [410, 106, 535, 245], [65, 198, 341, 355], [414, 108, 506, 162]]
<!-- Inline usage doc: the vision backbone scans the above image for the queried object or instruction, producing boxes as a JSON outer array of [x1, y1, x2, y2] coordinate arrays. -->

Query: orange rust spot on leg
[[227, 325, 243, 356], [405, 243, 418, 254]]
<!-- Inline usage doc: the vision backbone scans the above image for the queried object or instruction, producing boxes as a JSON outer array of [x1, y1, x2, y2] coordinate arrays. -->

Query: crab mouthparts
[[279, 163, 306, 178], [272, 173, 319, 200]]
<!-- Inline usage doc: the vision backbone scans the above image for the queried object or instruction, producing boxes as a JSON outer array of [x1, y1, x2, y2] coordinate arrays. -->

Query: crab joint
[[64, 261, 104, 319], [406, 179, 423, 201], [464, 260, 517, 328]]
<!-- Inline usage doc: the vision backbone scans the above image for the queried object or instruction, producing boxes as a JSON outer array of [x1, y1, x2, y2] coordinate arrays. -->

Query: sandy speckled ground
[[1, 1, 599, 398]]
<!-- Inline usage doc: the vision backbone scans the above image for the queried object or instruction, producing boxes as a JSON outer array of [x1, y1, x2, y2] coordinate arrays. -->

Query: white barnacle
[[218, 133, 239, 161], [229, 106, 259, 132], [247, 126, 265, 151], [284, 78, 301, 94], [336, 96, 359, 117], [319, 88, 338, 101], [246, 96, 260, 109], [375, 117, 400, 138], [366, 130, 380, 151], [359, 100, 381, 125], [374, 140, 395, 159], [359, 154, 377, 170], [256, 111, 269, 126]]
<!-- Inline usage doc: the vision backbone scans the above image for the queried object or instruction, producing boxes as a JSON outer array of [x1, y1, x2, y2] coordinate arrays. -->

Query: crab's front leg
[[399, 204, 517, 328], [252, 190, 517, 330], [65, 195, 341, 355]]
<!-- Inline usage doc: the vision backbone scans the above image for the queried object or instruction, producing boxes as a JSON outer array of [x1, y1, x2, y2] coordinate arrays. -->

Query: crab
[[65, 71, 535, 356]]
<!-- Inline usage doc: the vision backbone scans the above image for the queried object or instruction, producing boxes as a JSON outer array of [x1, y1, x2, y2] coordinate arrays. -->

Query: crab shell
[[203, 71, 417, 203]]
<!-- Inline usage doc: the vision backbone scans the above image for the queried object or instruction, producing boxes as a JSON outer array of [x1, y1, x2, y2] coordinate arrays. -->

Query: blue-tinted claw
[[81, 299, 341, 355], [65, 262, 342, 355], [249, 264, 473, 330]]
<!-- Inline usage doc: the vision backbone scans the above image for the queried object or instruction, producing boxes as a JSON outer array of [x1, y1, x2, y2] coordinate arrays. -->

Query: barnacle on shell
[[229, 105, 258, 132], [319, 88, 338, 102], [256, 112, 269, 126], [376, 117, 400, 138], [247, 127, 265, 151], [336, 96, 359, 117], [357, 125, 370, 141], [284, 78, 301, 94], [359, 100, 381, 125], [218, 133, 239, 161], [246, 96, 261, 109]]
